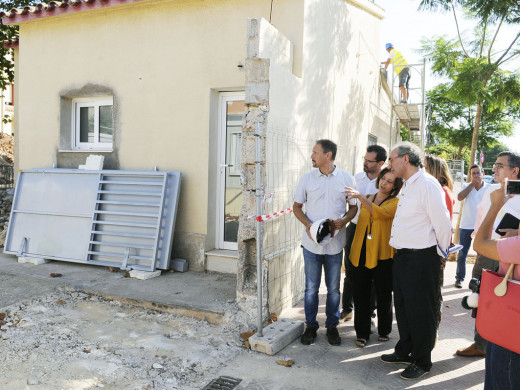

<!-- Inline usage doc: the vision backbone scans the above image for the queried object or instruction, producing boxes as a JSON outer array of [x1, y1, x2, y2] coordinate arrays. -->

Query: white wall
[[250, 0, 391, 315]]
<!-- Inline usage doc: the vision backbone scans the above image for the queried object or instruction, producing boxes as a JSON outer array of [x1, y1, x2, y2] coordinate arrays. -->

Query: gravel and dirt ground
[[0, 288, 245, 390], [0, 132, 14, 164]]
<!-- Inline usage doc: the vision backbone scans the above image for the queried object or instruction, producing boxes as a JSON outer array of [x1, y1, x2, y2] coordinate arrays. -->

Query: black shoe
[[400, 363, 430, 380], [455, 280, 462, 288], [300, 326, 318, 345], [326, 326, 341, 346], [340, 310, 353, 322], [380, 352, 412, 365]]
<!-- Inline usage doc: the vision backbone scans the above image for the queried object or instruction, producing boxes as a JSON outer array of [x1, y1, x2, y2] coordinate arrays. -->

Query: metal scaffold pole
[[255, 122, 263, 337]]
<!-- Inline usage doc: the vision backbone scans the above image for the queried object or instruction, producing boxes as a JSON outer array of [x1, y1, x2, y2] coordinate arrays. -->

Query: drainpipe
[[255, 122, 263, 336]]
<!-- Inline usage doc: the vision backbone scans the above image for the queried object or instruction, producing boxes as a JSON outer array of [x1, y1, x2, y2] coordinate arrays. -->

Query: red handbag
[[476, 264, 520, 354]]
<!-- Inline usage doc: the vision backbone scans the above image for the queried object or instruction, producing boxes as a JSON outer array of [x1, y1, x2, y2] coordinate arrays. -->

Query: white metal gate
[[4, 169, 181, 271]]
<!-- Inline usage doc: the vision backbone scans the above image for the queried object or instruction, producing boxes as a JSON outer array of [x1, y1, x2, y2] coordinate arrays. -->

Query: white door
[[217, 92, 245, 250]]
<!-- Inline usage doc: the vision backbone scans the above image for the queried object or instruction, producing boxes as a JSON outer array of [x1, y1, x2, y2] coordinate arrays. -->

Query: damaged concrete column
[[236, 18, 270, 324]]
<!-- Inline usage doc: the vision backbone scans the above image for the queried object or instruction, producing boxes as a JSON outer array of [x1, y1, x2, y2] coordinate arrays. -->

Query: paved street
[[0, 251, 484, 389], [216, 261, 485, 390]]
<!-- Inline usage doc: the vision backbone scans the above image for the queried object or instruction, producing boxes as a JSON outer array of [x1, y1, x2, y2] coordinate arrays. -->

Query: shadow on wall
[[337, 81, 366, 164], [371, 114, 391, 145], [296, 0, 352, 142]]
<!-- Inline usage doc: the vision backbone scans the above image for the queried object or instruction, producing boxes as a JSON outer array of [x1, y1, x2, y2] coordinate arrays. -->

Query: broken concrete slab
[[249, 318, 304, 355], [129, 270, 161, 280], [18, 257, 50, 265]]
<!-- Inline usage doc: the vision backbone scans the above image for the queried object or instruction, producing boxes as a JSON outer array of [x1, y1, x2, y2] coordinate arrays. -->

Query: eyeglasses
[[493, 163, 511, 170], [362, 157, 379, 163], [387, 155, 403, 163]]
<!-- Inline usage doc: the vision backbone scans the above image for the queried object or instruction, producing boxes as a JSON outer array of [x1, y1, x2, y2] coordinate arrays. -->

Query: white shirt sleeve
[[348, 174, 357, 206], [473, 184, 498, 234], [426, 180, 452, 257]]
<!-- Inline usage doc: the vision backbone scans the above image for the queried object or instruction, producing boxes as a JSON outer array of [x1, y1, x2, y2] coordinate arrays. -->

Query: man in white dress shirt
[[293, 140, 357, 346], [381, 142, 452, 380], [454, 165, 489, 289], [340, 145, 386, 322]]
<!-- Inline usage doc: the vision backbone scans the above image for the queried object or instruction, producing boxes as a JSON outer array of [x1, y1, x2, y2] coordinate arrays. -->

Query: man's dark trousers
[[341, 222, 357, 314], [393, 246, 440, 371], [343, 222, 377, 315]]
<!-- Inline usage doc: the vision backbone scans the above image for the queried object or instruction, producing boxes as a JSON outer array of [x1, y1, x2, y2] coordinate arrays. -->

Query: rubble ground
[[0, 288, 245, 390], [0, 132, 14, 164]]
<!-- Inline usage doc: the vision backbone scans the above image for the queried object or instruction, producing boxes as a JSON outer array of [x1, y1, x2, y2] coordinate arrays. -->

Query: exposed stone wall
[[235, 18, 270, 323], [236, 18, 305, 326], [0, 188, 14, 246]]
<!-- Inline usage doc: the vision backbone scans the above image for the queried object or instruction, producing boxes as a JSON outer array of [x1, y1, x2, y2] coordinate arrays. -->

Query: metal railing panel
[[4, 169, 181, 272]]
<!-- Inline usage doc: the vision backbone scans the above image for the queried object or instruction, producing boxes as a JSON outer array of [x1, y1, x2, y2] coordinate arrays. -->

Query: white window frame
[[72, 96, 113, 150]]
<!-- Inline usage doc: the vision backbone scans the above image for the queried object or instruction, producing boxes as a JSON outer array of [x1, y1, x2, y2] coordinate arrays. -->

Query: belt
[[394, 245, 436, 255]]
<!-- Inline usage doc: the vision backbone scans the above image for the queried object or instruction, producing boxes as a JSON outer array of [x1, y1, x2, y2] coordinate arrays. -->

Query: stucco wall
[[14, 0, 304, 269], [298, 0, 389, 173]]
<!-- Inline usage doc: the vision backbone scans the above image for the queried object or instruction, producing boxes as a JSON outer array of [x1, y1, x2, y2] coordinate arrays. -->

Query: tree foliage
[[0, 1, 43, 91], [427, 83, 518, 158], [419, 0, 520, 166]]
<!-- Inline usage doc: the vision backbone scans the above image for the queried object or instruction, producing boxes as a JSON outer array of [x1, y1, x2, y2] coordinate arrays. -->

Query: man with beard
[[340, 145, 387, 322], [293, 139, 357, 346]]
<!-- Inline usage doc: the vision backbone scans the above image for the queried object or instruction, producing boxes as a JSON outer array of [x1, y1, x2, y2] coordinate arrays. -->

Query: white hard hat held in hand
[[310, 219, 339, 245]]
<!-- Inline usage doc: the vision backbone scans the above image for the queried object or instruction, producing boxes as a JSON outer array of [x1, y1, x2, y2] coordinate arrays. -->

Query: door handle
[[219, 164, 234, 168]]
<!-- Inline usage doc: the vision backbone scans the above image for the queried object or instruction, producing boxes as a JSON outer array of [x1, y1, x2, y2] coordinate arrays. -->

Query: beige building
[[3, 0, 396, 320]]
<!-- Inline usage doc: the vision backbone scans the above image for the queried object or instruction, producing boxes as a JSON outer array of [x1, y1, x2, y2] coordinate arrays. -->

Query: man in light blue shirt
[[293, 139, 357, 346]]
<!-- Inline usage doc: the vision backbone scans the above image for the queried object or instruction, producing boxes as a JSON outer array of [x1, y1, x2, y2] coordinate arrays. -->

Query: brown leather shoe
[[456, 343, 485, 357], [340, 310, 353, 322]]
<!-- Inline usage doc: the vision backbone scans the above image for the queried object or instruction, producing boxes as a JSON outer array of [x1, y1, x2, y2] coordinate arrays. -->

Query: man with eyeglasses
[[454, 165, 489, 289], [381, 142, 451, 380], [340, 145, 386, 323], [456, 151, 520, 358]]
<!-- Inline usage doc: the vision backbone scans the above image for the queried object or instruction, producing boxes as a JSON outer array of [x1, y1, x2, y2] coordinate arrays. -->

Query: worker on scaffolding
[[382, 43, 410, 104]]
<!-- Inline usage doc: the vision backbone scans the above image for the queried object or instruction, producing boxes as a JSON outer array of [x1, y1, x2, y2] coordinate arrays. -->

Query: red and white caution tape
[[254, 207, 293, 222]]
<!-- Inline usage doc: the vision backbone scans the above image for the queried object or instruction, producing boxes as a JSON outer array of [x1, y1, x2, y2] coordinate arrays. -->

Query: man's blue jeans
[[303, 247, 342, 328], [485, 342, 520, 390], [456, 228, 473, 282]]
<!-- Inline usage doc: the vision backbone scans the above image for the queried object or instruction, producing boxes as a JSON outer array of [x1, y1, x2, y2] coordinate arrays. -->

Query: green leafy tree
[[0, 1, 43, 91], [419, 0, 520, 167], [427, 83, 518, 159]]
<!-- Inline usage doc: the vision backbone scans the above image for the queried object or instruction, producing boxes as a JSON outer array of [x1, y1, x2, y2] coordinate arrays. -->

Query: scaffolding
[[380, 60, 428, 150], [448, 159, 465, 182]]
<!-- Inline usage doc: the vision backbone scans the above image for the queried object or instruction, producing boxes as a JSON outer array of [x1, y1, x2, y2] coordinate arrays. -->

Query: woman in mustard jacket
[[345, 167, 403, 347]]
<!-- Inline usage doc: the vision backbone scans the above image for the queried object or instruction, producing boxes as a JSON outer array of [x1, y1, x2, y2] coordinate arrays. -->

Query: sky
[[376, 0, 520, 153]]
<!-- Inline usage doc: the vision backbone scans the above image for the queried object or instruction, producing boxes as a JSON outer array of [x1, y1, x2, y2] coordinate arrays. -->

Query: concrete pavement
[[215, 260, 485, 390], [0, 250, 485, 389], [0, 252, 236, 324]]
